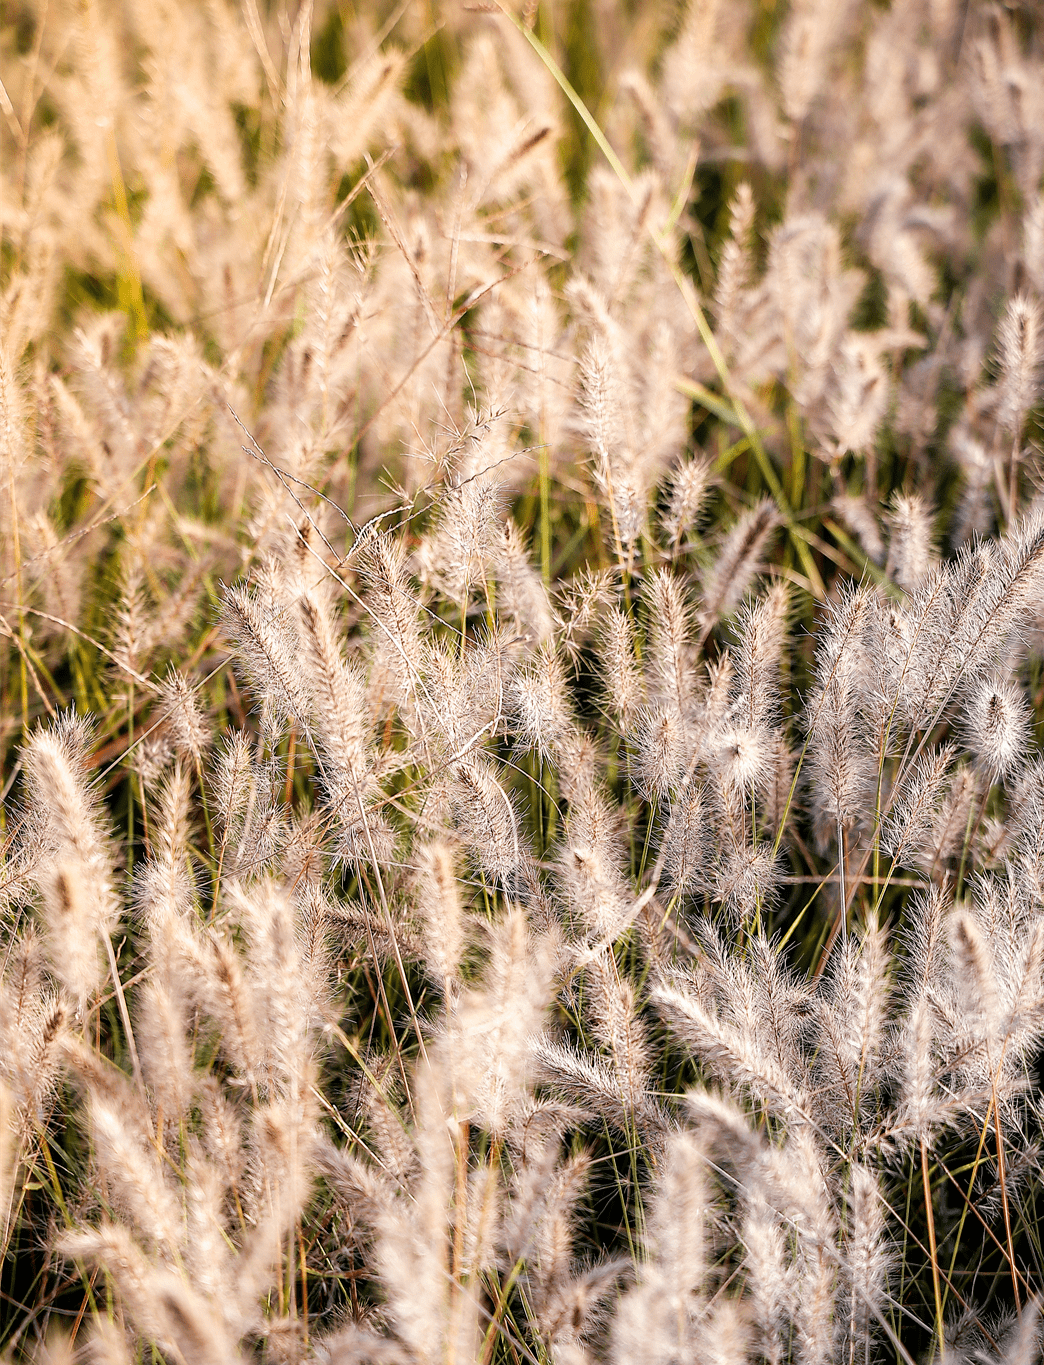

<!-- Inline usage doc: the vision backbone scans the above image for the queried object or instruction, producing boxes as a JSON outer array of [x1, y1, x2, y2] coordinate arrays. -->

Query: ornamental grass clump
[[5, 0, 1044, 1361]]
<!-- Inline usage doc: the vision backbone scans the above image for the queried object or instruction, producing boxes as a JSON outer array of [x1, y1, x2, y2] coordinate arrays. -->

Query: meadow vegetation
[[2, 0, 1044, 1361]]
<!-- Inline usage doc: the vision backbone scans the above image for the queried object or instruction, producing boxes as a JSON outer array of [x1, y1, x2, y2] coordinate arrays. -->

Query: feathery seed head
[[24, 714, 119, 1006], [645, 1129, 708, 1292], [507, 645, 572, 763], [899, 994, 938, 1145], [212, 729, 256, 841], [882, 744, 956, 865], [418, 475, 503, 599], [701, 499, 779, 627], [714, 182, 756, 357], [733, 582, 790, 731], [647, 568, 696, 714], [414, 841, 465, 995], [844, 1163, 889, 1345], [599, 606, 644, 731], [964, 677, 1031, 781], [998, 292, 1044, 434], [159, 668, 210, 762], [634, 705, 686, 800], [887, 493, 937, 592], [662, 456, 714, 547], [451, 757, 522, 883], [659, 783, 711, 899], [559, 789, 630, 940], [714, 843, 781, 924], [220, 579, 306, 723], [949, 910, 1002, 1059], [497, 520, 555, 648], [709, 725, 770, 795]]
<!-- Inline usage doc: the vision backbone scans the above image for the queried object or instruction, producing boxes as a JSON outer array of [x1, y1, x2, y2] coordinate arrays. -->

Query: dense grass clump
[[3, 0, 1044, 1361]]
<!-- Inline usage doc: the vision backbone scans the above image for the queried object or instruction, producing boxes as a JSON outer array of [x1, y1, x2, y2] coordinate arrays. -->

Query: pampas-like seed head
[[159, 668, 210, 762], [964, 677, 1031, 782], [887, 493, 936, 592], [507, 644, 572, 763], [998, 293, 1044, 434], [600, 606, 644, 731], [659, 783, 710, 899], [24, 713, 119, 1006], [634, 705, 686, 800], [701, 499, 779, 629], [662, 455, 714, 548], [414, 841, 465, 996]]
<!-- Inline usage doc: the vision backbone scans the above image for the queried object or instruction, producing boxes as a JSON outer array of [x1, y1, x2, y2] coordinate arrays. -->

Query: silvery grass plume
[[22, 712, 121, 1010]]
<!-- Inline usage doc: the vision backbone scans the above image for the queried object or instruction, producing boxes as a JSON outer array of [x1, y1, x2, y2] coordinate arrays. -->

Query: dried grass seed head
[[417, 474, 503, 600], [998, 292, 1044, 434], [659, 782, 711, 899], [599, 605, 644, 731], [887, 493, 937, 592], [661, 453, 715, 548], [507, 644, 572, 763], [701, 498, 779, 628], [159, 667, 210, 762], [413, 840, 466, 994], [451, 756, 523, 884], [497, 519, 555, 648], [634, 704, 687, 800], [732, 581, 790, 731], [24, 712, 120, 1005], [646, 568, 697, 716], [220, 577, 307, 724], [964, 676, 1032, 782]]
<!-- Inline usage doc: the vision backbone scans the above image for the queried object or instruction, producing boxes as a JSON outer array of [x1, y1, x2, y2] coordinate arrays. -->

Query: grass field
[[2, 0, 1044, 1360]]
